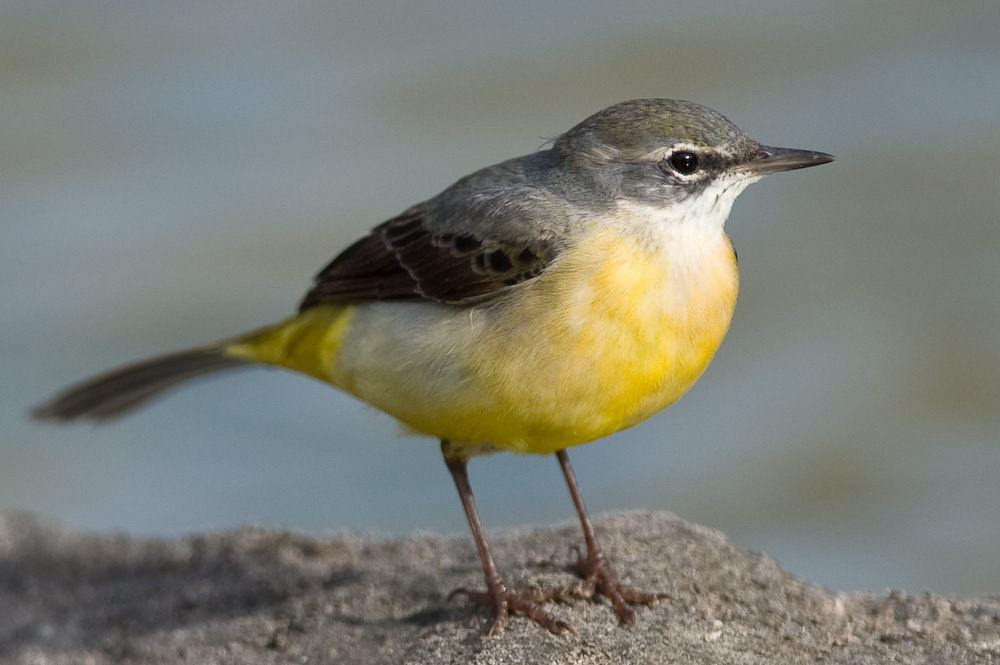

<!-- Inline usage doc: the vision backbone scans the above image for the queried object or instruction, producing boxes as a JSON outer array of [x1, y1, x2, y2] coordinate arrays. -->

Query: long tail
[[34, 306, 351, 424], [32, 347, 253, 423]]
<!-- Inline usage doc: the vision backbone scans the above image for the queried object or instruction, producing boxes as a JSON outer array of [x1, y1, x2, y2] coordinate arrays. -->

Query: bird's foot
[[449, 580, 575, 636], [551, 546, 669, 626]]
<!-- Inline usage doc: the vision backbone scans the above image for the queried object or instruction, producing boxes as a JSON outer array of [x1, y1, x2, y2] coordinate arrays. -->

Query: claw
[[572, 547, 669, 626], [448, 582, 576, 636]]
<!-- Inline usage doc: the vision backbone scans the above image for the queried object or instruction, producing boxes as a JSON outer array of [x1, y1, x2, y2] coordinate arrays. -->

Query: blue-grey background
[[3, 1, 999, 595]]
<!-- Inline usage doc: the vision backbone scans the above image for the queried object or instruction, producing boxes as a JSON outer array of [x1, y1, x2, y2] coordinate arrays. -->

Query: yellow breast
[[455, 223, 739, 454]]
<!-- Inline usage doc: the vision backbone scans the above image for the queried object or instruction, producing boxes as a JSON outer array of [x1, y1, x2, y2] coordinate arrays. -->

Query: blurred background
[[3, 0, 998, 596]]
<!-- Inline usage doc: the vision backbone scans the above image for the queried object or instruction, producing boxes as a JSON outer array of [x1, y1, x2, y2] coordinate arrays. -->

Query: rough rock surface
[[1, 511, 998, 664]]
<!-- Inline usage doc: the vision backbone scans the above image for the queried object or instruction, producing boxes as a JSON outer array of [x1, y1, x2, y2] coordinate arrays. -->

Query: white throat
[[615, 172, 759, 247]]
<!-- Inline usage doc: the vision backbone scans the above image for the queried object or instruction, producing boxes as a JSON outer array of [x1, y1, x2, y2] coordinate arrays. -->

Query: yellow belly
[[226, 225, 738, 458]]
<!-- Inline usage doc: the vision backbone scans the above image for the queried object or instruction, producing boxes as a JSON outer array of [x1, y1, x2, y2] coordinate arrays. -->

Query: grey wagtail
[[34, 99, 833, 635]]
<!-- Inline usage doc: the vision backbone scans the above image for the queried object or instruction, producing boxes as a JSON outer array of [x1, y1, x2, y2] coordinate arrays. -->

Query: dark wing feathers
[[298, 150, 576, 309], [299, 209, 560, 309]]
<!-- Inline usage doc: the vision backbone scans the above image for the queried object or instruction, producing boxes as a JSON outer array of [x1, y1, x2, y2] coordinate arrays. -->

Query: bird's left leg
[[442, 440, 573, 636]]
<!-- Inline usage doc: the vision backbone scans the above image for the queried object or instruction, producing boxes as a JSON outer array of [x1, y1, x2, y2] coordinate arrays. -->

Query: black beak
[[743, 145, 834, 176]]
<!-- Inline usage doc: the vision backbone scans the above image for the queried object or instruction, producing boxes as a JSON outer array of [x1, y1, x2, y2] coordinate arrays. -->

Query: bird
[[33, 98, 833, 635]]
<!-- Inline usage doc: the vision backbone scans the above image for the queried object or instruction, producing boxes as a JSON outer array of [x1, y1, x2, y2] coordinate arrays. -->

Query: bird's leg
[[442, 441, 573, 636], [554, 449, 668, 626]]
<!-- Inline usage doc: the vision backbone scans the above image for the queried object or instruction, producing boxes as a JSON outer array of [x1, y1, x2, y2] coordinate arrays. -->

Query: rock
[[1, 511, 998, 664]]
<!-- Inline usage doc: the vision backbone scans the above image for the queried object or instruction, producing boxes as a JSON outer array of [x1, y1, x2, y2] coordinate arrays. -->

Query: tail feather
[[32, 348, 253, 423]]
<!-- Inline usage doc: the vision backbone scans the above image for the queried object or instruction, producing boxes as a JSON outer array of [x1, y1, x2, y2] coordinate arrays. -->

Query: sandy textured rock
[[1, 511, 998, 664]]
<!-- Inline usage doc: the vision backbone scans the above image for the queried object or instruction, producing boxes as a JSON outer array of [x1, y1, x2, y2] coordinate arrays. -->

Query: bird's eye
[[668, 151, 699, 175]]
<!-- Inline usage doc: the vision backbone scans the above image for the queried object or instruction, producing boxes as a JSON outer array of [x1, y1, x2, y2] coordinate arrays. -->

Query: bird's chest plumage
[[470, 222, 739, 452]]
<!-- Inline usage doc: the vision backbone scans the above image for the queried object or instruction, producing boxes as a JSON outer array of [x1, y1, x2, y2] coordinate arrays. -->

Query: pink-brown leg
[[555, 449, 668, 626], [443, 441, 573, 636]]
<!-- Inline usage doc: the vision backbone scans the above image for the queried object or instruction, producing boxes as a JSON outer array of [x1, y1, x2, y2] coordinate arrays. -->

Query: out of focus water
[[3, 1, 999, 595]]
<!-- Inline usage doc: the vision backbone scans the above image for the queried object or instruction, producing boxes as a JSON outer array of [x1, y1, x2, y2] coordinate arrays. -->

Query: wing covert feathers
[[299, 212, 556, 309]]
